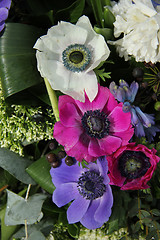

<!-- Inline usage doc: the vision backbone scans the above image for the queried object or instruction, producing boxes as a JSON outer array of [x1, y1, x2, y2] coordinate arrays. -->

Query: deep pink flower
[[53, 84, 133, 162], [107, 143, 160, 190]]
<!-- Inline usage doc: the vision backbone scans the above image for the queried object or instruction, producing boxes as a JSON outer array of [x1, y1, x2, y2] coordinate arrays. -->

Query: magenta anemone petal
[[108, 106, 132, 132], [112, 128, 134, 145], [59, 102, 81, 127], [66, 135, 95, 162], [67, 194, 90, 223], [102, 91, 119, 115], [53, 182, 79, 207], [88, 138, 105, 157], [91, 84, 110, 111], [80, 199, 103, 229], [99, 135, 122, 155], [94, 185, 113, 223], [53, 122, 82, 151]]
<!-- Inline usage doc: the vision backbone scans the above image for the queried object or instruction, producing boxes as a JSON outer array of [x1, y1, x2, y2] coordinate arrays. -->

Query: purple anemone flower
[[109, 80, 160, 142], [50, 156, 113, 229], [0, 0, 11, 32]]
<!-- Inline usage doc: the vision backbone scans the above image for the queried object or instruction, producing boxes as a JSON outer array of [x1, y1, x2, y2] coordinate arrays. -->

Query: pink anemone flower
[[53, 84, 134, 162], [107, 142, 160, 190]]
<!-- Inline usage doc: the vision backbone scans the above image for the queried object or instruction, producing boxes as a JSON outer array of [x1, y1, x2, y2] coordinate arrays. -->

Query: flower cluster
[[109, 80, 160, 142], [1, 0, 160, 238], [33, 12, 160, 230]]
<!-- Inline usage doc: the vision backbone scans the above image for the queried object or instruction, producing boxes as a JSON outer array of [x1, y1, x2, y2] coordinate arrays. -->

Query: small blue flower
[[50, 156, 113, 229], [109, 80, 160, 142]]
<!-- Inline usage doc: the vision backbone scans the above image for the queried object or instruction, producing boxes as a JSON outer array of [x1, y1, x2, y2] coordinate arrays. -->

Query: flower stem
[[44, 78, 60, 122], [25, 184, 31, 240]]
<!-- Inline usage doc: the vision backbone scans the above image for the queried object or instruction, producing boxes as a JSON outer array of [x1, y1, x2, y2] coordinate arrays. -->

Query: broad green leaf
[[55, 0, 85, 23], [5, 190, 46, 225], [0, 23, 44, 101], [0, 207, 19, 240], [26, 156, 55, 194], [28, 231, 46, 240], [0, 147, 35, 185], [13, 218, 54, 238]]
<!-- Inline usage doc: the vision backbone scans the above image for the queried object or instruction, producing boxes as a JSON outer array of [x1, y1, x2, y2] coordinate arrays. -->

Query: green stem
[[44, 78, 60, 122]]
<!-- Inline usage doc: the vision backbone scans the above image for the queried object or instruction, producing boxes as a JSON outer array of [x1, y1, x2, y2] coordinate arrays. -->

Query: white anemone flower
[[34, 15, 110, 102], [110, 0, 160, 63]]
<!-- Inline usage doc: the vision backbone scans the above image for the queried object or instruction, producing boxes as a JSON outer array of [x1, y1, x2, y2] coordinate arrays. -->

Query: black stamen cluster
[[118, 150, 151, 180], [77, 170, 106, 200], [81, 110, 110, 139]]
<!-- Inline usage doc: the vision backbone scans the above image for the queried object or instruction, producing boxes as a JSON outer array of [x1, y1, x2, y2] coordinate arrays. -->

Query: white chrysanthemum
[[34, 15, 110, 102], [110, 0, 160, 63]]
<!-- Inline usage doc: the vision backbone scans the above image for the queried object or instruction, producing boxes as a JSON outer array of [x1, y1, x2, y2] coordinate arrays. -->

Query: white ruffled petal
[[86, 35, 110, 71]]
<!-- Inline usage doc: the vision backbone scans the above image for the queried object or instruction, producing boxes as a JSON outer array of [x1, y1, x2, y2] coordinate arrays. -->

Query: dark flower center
[[77, 170, 106, 200], [62, 44, 91, 72], [69, 51, 83, 64], [81, 110, 110, 139], [118, 150, 151, 180]]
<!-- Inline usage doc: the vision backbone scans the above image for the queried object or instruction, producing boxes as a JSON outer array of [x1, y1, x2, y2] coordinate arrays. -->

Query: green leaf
[[67, 224, 79, 238], [150, 209, 160, 217], [108, 219, 119, 234], [28, 231, 46, 240], [94, 26, 113, 41], [90, 0, 104, 27], [0, 207, 19, 240], [0, 147, 35, 185], [140, 210, 151, 219], [55, 0, 85, 23], [26, 156, 55, 194], [13, 218, 54, 238], [0, 23, 44, 102], [103, 7, 115, 29], [5, 190, 47, 225]]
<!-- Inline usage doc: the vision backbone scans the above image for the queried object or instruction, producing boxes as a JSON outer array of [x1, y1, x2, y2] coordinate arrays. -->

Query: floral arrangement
[[1, 0, 160, 240]]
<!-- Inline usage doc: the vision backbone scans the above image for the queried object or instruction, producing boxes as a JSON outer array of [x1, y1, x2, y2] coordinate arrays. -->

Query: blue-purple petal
[[80, 199, 102, 229], [122, 102, 131, 113], [0, 0, 11, 9], [94, 185, 113, 223], [50, 158, 83, 187], [0, 8, 8, 22], [53, 182, 78, 207], [130, 107, 139, 125], [67, 194, 90, 224], [134, 121, 145, 138], [130, 81, 139, 103], [97, 156, 110, 185], [117, 88, 126, 102], [119, 79, 129, 87], [0, 21, 5, 32], [135, 107, 152, 128]]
